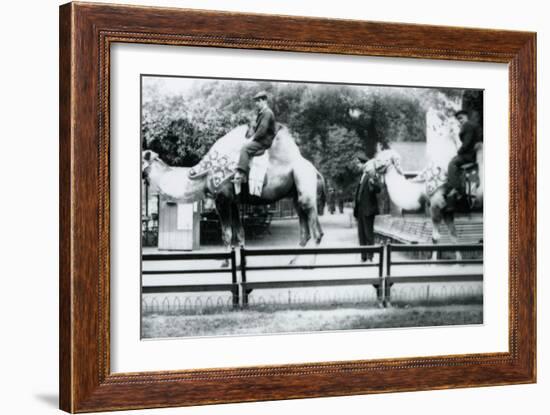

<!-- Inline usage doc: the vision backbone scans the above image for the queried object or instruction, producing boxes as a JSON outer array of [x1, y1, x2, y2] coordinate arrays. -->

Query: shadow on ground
[[35, 393, 58, 408]]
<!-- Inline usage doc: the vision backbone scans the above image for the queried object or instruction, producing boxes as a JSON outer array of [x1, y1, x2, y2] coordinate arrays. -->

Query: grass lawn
[[142, 304, 482, 338]]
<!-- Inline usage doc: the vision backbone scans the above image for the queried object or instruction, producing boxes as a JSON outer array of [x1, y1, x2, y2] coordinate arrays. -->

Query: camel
[[371, 145, 483, 259], [142, 124, 326, 266]]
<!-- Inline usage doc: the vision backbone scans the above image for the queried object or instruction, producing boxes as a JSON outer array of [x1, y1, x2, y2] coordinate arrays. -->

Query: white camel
[[142, 124, 326, 266], [372, 145, 483, 259]]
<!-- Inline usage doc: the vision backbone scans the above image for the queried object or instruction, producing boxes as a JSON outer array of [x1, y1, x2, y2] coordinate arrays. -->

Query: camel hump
[[188, 125, 248, 179], [187, 123, 297, 189], [188, 124, 276, 189]]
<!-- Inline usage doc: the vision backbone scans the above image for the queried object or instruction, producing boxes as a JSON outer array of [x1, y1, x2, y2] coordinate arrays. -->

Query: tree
[[141, 78, 466, 198], [320, 126, 364, 195]]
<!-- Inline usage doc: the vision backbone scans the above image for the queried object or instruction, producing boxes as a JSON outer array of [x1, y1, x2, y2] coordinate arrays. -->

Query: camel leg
[[443, 211, 462, 261], [292, 163, 324, 265], [307, 215, 321, 266], [215, 196, 234, 268], [289, 198, 310, 265], [305, 205, 323, 245], [302, 200, 323, 266], [430, 204, 443, 261], [230, 201, 245, 248]]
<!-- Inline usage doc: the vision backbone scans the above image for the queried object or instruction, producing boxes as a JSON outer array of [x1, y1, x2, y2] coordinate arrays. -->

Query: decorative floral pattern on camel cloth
[[189, 149, 237, 189], [411, 164, 448, 197], [188, 141, 269, 196]]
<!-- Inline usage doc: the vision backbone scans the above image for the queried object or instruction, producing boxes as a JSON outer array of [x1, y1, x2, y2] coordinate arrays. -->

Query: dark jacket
[[354, 174, 381, 217], [250, 107, 276, 148], [457, 120, 483, 158]]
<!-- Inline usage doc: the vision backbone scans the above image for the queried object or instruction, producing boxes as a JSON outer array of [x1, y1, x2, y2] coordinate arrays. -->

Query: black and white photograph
[[140, 75, 484, 339], [2, 0, 545, 413]]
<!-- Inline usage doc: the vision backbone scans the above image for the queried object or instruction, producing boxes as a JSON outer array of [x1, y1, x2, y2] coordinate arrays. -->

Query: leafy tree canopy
[[142, 78, 467, 196]]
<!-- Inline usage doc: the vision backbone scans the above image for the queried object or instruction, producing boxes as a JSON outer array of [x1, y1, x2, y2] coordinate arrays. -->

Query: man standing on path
[[233, 91, 276, 184], [354, 153, 381, 262]]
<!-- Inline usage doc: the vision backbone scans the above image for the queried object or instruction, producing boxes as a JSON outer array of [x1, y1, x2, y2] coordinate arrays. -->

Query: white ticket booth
[[157, 197, 201, 250]]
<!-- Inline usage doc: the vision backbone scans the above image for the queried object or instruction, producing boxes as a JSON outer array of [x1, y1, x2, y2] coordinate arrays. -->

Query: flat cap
[[253, 90, 269, 100]]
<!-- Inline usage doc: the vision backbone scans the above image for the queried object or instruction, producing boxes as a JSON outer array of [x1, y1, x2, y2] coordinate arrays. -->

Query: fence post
[[240, 247, 248, 307], [230, 248, 239, 309], [377, 245, 385, 306], [385, 244, 392, 307]]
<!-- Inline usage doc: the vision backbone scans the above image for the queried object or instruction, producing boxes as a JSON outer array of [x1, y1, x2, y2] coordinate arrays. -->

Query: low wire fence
[[142, 284, 483, 316], [142, 294, 235, 315], [142, 243, 483, 315]]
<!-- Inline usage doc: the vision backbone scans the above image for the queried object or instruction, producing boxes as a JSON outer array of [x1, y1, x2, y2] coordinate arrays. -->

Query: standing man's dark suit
[[354, 170, 381, 261]]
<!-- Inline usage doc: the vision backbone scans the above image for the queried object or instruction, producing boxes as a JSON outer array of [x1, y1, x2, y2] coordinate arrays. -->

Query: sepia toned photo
[[140, 75, 484, 338]]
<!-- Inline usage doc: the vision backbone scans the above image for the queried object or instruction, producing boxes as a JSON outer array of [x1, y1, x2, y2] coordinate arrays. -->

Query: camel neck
[[384, 166, 423, 211], [148, 162, 170, 186]]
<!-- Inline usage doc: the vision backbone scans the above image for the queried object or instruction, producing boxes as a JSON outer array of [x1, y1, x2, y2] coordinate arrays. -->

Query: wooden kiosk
[[157, 197, 201, 251]]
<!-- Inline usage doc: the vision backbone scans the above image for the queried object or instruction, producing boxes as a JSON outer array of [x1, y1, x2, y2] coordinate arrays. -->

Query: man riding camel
[[446, 109, 483, 208], [233, 90, 277, 184]]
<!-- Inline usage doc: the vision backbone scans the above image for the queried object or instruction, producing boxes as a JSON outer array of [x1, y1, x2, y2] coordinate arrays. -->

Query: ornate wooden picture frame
[[59, 2, 536, 412]]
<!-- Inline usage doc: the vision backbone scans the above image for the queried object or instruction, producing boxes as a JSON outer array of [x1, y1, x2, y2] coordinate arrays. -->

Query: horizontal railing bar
[[142, 269, 233, 275], [389, 244, 483, 252], [242, 246, 384, 256], [143, 252, 231, 261], [245, 263, 380, 271], [387, 274, 483, 283], [142, 284, 237, 293], [243, 278, 382, 289], [390, 259, 483, 266]]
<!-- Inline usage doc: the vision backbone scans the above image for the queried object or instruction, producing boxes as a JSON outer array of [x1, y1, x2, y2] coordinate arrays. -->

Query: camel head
[[363, 159, 378, 176], [142, 150, 165, 182], [141, 150, 206, 202], [142, 149, 156, 180], [372, 149, 405, 176], [361, 159, 385, 187]]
